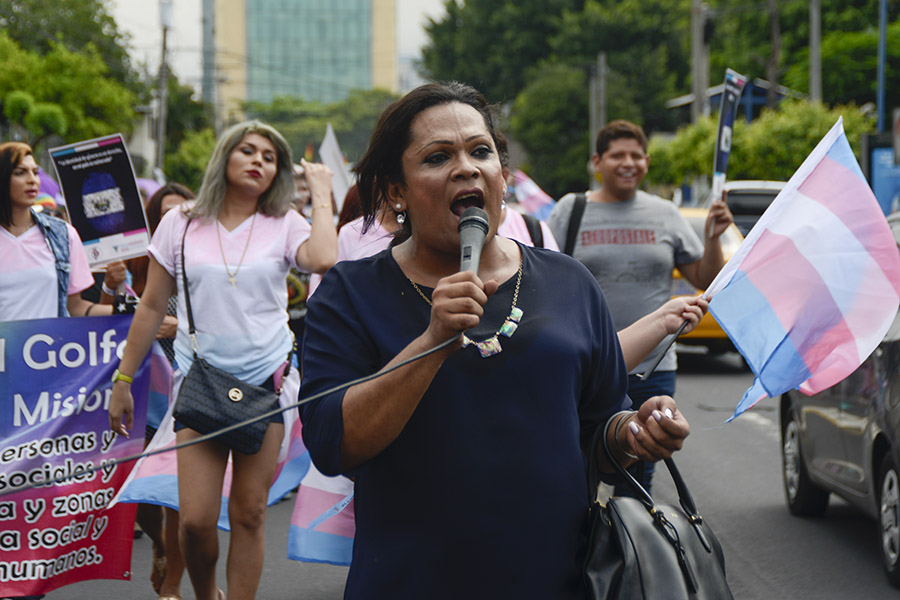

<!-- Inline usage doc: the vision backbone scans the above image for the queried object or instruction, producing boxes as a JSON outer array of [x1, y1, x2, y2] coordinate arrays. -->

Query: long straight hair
[[188, 121, 295, 219]]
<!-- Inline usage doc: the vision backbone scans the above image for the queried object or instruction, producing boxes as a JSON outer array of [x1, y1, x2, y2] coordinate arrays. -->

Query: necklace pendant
[[475, 337, 503, 358], [461, 335, 473, 348], [228, 275, 236, 287], [499, 319, 518, 338], [509, 306, 523, 323]]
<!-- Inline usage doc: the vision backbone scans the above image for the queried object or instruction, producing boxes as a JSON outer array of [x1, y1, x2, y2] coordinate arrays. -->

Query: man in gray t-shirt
[[548, 119, 733, 491]]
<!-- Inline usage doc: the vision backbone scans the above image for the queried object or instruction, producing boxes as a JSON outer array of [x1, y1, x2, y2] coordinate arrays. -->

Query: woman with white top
[[0, 141, 121, 321], [108, 121, 337, 600]]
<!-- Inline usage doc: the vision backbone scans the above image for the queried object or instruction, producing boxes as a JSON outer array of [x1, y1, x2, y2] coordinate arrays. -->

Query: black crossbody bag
[[172, 218, 289, 455], [584, 422, 733, 599]]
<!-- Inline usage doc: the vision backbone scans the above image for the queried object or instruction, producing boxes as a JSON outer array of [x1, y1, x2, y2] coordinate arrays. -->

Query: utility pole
[[691, 0, 710, 122], [202, 0, 216, 123], [877, 0, 887, 132], [156, 0, 172, 173], [589, 53, 607, 154], [765, 0, 781, 109], [588, 52, 607, 189], [809, 0, 821, 102]]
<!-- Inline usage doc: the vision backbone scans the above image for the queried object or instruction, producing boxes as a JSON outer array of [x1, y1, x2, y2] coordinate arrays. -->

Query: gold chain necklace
[[407, 258, 524, 358], [216, 212, 257, 287]]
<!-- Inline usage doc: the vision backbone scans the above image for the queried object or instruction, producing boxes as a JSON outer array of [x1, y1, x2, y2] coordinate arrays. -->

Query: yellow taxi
[[671, 206, 744, 354]]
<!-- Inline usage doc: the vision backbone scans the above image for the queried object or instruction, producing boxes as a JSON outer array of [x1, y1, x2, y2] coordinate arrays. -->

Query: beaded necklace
[[407, 257, 524, 358]]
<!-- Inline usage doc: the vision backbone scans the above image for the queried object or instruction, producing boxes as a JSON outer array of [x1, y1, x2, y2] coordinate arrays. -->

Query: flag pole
[[638, 320, 689, 381], [638, 291, 711, 381]]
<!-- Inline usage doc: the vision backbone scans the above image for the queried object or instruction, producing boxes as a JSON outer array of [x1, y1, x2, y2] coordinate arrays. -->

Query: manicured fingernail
[[629, 421, 640, 435], [664, 408, 673, 419], [653, 410, 663, 422]]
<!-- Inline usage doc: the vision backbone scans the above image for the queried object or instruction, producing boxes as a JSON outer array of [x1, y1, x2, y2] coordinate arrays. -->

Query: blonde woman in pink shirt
[[109, 121, 337, 600]]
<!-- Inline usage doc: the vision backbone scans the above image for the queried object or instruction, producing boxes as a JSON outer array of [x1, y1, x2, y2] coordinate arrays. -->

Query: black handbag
[[584, 420, 733, 600], [171, 218, 288, 455]]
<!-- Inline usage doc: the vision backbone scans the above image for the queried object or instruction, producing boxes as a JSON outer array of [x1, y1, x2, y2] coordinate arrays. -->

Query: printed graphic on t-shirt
[[613, 262, 669, 283], [580, 228, 656, 246]]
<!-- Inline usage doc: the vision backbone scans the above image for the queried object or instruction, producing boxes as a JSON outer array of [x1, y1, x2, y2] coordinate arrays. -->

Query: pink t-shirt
[[0, 222, 95, 320], [149, 205, 311, 384], [308, 216, 394, 297], [497, 207, 559, 251]]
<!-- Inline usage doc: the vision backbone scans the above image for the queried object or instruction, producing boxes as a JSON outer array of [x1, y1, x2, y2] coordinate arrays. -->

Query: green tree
[[0, 0, 145, 97], [707, 0, 900, 101], [510, 63, 589, 198], [550, 0, 691, 133], [243, 88, 399, 165], [421, 0, 581, 103], [782, 21, 900, 107], [646, 100, 875, 185], [0, 33, 135, 151], [164, 128, 217, 192]]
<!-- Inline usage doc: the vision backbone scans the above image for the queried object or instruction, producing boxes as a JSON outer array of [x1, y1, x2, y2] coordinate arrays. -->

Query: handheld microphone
[[458, 207, 490, 275]]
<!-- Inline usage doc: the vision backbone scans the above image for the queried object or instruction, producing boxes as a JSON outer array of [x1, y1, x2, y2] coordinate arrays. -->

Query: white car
[[724, 180, 785, 236]]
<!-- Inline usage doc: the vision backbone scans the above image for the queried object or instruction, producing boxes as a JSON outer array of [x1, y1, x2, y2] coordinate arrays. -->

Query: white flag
[[318, 123, 353, 212]]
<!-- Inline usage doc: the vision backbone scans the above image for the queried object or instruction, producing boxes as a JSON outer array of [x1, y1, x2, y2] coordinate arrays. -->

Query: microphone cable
[[0, 335, 460, 496]]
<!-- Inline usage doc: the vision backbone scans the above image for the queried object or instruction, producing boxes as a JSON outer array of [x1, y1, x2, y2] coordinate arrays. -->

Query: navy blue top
[[299, 243, 631, 600]]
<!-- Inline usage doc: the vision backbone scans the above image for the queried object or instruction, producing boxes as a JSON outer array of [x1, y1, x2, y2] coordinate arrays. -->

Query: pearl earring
[[395, 203, 402, 211]]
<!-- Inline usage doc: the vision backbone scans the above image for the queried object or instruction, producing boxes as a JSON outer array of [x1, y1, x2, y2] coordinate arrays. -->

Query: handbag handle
[[179, 218, 200, 358], [588, 416, 703, 525], [178, 216, 293, 393], [589, 418, 709, 593]]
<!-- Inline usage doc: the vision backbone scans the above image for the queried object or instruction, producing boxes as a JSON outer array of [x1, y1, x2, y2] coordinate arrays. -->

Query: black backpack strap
[[563, 193, 587, 256], [521, 213, 544, 248]]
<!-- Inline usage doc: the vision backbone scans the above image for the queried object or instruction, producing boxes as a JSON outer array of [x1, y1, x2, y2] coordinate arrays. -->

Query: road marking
[[737, 410, 780, 441]]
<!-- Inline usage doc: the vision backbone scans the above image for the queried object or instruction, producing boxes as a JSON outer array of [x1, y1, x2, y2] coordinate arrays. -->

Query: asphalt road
[[44, 350, 900, 599]]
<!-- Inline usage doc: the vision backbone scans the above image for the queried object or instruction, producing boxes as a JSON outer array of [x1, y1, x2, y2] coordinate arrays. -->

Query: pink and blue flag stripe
[[512, 169, 554, 221], [706, 119, 900, 420], [113, 370, 314, 530], [113, 368, 354, 564], [287, 465, 355, 565]]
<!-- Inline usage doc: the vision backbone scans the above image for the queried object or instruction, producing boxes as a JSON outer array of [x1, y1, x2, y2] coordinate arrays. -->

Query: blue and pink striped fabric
[[113, 367, 355, 564], [287, 462, 355, 565], [512, 169, 555, 221], [706, 119, 900, 420], [112, 369, 313, 529]]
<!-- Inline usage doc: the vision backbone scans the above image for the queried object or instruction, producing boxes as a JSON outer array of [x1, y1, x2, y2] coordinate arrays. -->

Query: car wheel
[[879, 454, 900, 587], [781, 409, 829, 516]]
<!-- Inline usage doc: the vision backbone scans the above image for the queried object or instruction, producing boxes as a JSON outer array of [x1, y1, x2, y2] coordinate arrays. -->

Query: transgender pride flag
[[512, 169, 555, 220], [706, 118, 900, 420]]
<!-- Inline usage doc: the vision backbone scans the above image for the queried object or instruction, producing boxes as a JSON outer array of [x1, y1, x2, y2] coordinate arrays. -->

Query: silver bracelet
[[101, 282, 116, 296], [612, 410, 640, 460]]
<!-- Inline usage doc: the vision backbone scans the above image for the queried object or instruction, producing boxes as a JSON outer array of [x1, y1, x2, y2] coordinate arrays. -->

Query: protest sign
[[711, 68, 748, 205], [49, 134, 150, 267], [0, 315, 149, 596]]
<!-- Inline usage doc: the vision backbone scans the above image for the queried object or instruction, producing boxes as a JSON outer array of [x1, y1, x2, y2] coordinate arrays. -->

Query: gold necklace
[[407, 258, 524, 358], [216, 212, 257, 287]]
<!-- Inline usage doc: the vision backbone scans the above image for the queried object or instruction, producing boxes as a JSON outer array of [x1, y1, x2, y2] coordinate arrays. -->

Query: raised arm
[[677, 196, 734, 290], [295, 159, 338, 274], [616, 295, 707, 371]]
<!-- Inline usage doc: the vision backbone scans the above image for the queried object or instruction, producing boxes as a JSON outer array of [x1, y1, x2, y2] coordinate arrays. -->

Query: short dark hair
[[595, 119, 648, 157], [355, 82, 506, 241], [0, 142, 34, 227]]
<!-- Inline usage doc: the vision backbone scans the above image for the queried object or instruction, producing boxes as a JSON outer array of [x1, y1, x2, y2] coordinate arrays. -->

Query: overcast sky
[[111, 0, 446, 89]]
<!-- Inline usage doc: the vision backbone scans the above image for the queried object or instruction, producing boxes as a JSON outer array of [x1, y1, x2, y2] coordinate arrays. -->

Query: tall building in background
[[205, 0, 397, 125]]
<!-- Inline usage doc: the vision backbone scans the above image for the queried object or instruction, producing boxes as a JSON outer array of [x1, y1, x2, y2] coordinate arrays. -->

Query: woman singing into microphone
[[298, 82, 693, 599]]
